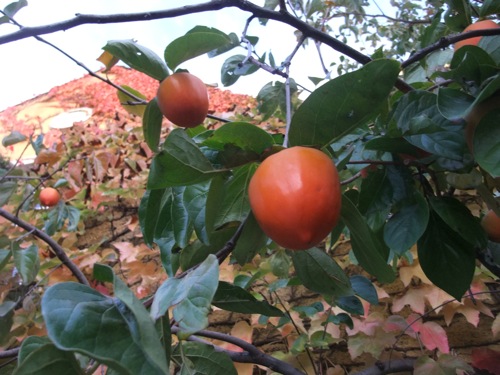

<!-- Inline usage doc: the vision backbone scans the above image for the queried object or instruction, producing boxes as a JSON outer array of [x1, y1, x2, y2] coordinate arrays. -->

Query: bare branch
[[402, 27, 500, 69], [0, 208, 89, 286], [171, 326, 305, 375]]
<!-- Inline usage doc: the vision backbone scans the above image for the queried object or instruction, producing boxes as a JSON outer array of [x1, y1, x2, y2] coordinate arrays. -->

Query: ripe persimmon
[[39, 187, 60, 207], [454, 20, 499, 51], [156, 72, 209, 128], [481, 209, 500, 243], [248, 146, 342, 250]]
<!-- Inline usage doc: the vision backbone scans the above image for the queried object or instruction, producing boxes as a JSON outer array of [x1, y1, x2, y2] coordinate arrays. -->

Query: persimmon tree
[[1, 1, 500, 374]]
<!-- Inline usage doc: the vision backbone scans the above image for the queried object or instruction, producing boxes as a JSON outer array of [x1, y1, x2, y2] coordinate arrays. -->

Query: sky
[[0, 0, 375, 111]]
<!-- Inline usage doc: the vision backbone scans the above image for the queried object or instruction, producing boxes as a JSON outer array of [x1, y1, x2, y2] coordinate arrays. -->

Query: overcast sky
[[0, 0, 380, 111]]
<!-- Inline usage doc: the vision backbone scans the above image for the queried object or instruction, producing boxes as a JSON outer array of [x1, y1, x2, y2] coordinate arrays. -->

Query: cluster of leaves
[[1, 0, 500, 375]]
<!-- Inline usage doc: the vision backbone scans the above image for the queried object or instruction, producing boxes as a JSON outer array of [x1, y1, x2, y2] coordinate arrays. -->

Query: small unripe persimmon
[[156, 72, 209, 128], [39, 187, 60, 207]]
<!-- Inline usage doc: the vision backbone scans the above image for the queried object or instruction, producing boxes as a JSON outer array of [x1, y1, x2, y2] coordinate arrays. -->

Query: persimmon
[[454, 20, 499, 51], [481, 209, 500, 242], [248, 146, 342, 250], [39, 187, 60, 207], [156, 72, 209, 128], [464, 95, 500, 153]]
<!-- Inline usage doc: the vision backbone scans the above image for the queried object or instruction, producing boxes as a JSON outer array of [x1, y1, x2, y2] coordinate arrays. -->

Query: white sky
[[0, 0, 380, 111]]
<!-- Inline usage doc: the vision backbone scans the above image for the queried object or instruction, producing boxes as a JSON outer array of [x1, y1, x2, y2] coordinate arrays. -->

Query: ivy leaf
[[408, 314, 449, 353], [151, 254, 219, 338], [165, 26, 232, 71], [288, 59, 400, 147], [213, 281, 283, 316], [291, 248, 353, 297], [102, 40, 169, 81]]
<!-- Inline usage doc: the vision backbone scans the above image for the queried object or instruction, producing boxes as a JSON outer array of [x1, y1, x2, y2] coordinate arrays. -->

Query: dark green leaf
[[0, 180, 17, 206], [417, 211, 476, 300], [12, 244, 39, 285], [42, 282, 168, 375], [147, 129, 219, 189], [384, 191, 429, 255], [480, 0, 500, 17], [341, 195, 395, 283], [14, 342, 84, 375], [139, 188, 169, 247], [291, 248, 353, 297], [350, 275, 378, 305], [172, 342, 237, 375], [428, 196, 488, 248], [0, 248, 11, 272], [214, 164, 256, 228], [437, 88, 475, 120], [473, 110, 500, 177], [325, 313, 353, 329], [202, 122, 275, 154], [165, 26, 232, 70], [336, 295, 364, 315], [256, 80, 298, 120], [0, 301, 15, 345], [288, 59, 400, 147], [151, 254, 219, 337], [232, 211, 268, 265], [213, 281, 283, 316], [143, 98, 163, 151], [102, 40, 169, 81]]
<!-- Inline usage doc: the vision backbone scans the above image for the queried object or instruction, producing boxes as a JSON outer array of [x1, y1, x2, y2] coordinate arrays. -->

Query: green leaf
[[448, 46, 497, 89], [165, 26, 232, 70], [13, 244, 39, 285], [214, 164, 256, 228], [147, 129, 219, 189], [151, 254, 219, 337], [341, 195, 396, 283], [0, 0, 28, 24], [291, 248, 353, 297], [0, 301, 15, 345], [171, 181, 211, 247], [2, 131, 27, 147], [417, 211, 476, 300], [139, 188, 169, 247], [437, 88, 475, 120], [143, 98, 164, 151], [43, 204, 81, 236], [232, 211, 268, 265], [213, 281, 283, 316], [202, 122, 275, 154], [207, 32, 240, 58], [117, 85, 147, 117], [288, 59, 400, 147], [256, 80, 298, 120], [384, 191, 429, 255], [42, 281, 168, 375], [172, 342, 237, 375], [221, 54, 260, 86], [480, 0, 500, 17], [102, 40, 169, 81], [0, 248, 11, 272], [473, 110, 500, 178], [14, 342, 84, 375], [350, 275, 378, 305], [428, 196, 488, 249], [336, 295, 365, 315], [0, 180, 16, 206]]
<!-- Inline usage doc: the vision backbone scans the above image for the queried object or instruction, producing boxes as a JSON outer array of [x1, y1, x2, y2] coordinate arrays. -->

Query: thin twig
[[0, 208, 89, 285]]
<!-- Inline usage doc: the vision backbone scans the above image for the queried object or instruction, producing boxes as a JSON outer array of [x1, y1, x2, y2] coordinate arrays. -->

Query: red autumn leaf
[[407, 314, 449, 353], [471, 348, 500, 375]]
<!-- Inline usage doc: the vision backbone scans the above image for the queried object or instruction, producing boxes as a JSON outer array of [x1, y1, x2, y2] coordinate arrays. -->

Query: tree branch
[[0, 208, 89, 286], [402, 27, 500, 69], [171, 326, 305, 375]]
